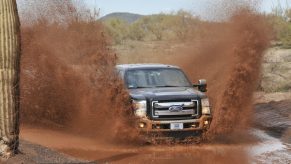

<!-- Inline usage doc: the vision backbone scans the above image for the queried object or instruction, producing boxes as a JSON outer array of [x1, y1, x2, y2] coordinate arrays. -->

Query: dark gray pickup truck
[[116, 64, 212, 140]]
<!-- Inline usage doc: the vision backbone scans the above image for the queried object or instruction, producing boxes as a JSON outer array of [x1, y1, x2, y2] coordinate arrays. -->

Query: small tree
[[128, 21, 146, 41], [142, 14, 167, 40], [164, 10, 196, 40], [267, 6, 291, 47], [0, 0, 21, 158], [104, 18, 129, 44]]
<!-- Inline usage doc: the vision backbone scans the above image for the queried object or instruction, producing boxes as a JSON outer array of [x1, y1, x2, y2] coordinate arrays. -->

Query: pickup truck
[[116, 64, 212, 141]]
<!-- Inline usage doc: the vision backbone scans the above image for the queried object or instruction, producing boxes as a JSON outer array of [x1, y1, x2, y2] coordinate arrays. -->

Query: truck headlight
[[201, 98, 211, 115], [132, 100, 147, 117]]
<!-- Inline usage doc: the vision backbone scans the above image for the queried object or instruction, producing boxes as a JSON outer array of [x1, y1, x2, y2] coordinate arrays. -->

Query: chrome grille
[[151, 100, 199, 120]]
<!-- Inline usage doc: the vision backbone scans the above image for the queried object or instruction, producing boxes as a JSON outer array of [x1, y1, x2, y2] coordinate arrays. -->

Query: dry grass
[[115, 40, 192, 64]]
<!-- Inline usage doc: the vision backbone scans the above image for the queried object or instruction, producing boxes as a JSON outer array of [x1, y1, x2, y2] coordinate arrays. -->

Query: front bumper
[[137, 115, 212, 132]]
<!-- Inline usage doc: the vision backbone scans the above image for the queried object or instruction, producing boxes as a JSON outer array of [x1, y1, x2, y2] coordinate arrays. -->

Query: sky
[[84, 0, 291, 17]]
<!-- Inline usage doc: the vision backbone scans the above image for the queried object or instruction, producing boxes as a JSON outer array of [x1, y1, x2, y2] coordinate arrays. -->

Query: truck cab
[[116, 64, 212, 140]]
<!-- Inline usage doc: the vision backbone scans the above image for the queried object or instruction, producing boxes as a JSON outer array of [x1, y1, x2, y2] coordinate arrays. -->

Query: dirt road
[[11, 99, 290, 164]]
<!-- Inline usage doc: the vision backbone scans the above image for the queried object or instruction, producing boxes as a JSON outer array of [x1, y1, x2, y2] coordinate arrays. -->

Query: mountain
[[100, 12, 144, 23]]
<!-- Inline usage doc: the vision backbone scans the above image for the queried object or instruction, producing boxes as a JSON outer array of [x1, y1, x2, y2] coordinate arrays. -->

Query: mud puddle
[[20, 99, 291, 163], [250, 129, 291, 163], [252, 100, 291, 163], [20, 126, 291, 164], [20, 126, 250, 163]]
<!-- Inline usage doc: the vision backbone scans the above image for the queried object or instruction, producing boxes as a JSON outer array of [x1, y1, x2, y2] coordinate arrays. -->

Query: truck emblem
[[169, 105, 184, 112]]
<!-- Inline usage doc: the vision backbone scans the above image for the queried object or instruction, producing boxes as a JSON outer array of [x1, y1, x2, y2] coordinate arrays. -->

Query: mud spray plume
[[169, 4, 272, 138], [19, 0, 138, 143], [16, 1, 275, 163], [18, 0, 273, 145], [209, 9, 272, 137]]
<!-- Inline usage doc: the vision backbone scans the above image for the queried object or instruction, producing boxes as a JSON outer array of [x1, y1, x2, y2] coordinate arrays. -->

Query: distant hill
[[100, 12, 144, 23]]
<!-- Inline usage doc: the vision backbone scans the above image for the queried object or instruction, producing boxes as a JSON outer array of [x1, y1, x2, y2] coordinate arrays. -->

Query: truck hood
[[129, 87, 206, 101]]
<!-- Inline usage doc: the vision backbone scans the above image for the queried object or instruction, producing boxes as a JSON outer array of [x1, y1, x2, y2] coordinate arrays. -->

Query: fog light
[[204, 120, 209, 125], [191, 124, 196, 128], [138, 122, 145, 128]]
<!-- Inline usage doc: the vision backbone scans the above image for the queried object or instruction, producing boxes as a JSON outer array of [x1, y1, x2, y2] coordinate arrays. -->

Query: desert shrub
[[103, 18, 129, 44]]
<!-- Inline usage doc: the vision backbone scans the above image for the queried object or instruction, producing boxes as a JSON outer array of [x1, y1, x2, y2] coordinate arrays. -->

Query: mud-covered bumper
[[137, 115, 212, 133]]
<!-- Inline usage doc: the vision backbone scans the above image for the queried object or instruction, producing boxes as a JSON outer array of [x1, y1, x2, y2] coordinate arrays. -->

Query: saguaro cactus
[[0, 0, 21, 158]]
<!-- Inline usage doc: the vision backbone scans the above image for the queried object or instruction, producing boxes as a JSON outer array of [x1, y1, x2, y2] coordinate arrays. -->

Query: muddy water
[[20, 99, 291, 163], [20, 126, 249, 164]]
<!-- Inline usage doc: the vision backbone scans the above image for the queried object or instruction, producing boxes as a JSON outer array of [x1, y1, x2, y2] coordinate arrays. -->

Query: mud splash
[[16, 0, 275, 163], [19, 0, 138, 143], [209, 9, 272, 136], [18, 0, 272, 142], [168, 7, 272, 138]]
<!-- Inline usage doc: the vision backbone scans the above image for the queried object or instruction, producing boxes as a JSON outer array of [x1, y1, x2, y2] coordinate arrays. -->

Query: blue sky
[[84, 0, 291, 17]]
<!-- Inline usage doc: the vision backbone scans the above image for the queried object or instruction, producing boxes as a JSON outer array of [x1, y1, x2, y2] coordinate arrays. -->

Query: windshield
[[125, 68, 191, 89]]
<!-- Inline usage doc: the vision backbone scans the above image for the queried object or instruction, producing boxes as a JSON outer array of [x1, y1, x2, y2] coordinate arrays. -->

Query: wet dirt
[[251, 100, 291, 163]]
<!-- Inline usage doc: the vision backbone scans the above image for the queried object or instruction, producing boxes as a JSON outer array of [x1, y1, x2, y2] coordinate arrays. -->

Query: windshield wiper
[[155, 85, 181, 87], [128, 86, 153, 89]]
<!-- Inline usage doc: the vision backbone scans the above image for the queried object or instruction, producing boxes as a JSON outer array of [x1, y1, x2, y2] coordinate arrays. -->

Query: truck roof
[[116, 64, 180, 70]]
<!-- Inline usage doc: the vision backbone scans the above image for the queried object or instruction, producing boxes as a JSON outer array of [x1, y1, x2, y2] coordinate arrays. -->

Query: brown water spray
[[209, 9, 272, 136], [19, 0, 139, 143], [16, 1, 274, 163], [19, 0, 272, 144], [168, 7, 272, 138]]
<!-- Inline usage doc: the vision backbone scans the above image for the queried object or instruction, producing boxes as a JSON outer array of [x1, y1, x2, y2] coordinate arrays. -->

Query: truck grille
[[151, 100, 199, 120]]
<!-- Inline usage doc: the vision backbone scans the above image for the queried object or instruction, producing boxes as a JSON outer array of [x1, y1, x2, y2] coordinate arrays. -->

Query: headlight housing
[[201, 98, 211, 115], [132, 100, 147, 117]]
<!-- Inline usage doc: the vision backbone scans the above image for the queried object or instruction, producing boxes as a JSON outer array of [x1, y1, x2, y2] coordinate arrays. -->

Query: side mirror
[[193, 79, 207, 92]]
